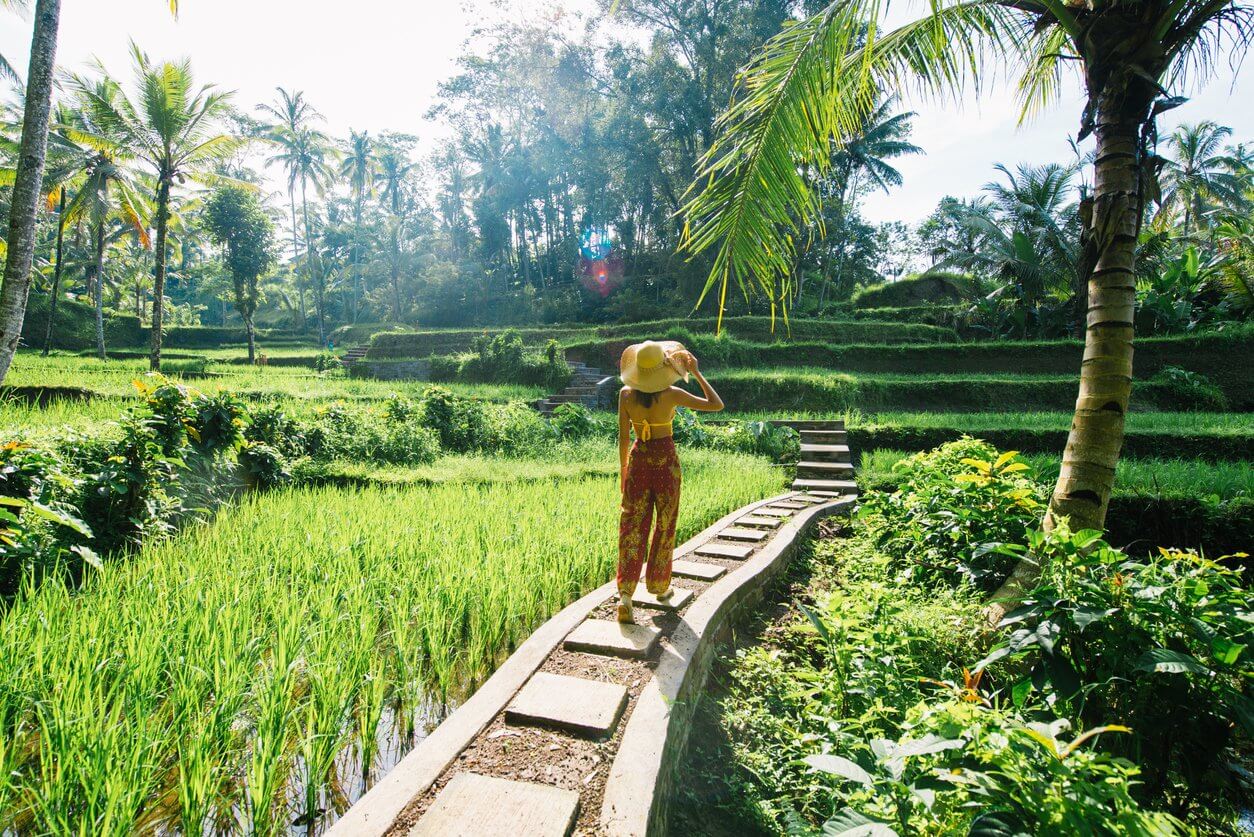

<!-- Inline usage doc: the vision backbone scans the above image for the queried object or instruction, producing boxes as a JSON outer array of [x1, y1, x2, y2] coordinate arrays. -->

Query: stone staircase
[[533, 362, 614, 416], [339, 344, 370, 368], [770, 419, 858, 497]]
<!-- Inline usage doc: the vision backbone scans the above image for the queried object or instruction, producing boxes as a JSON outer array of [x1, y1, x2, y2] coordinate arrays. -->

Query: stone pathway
[[359, 421, 861, 836]]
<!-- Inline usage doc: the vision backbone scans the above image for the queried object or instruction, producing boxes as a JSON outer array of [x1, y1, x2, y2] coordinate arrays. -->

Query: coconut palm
[[375, 141, 414, 320], [69, 44, 238, 370], [340, 129, 375, 322], [0, 0, 177, 383], [1159, 121, 1251, 233], [58, 81, 150, 359], [817, 95, 922, 304], [259, 87, 321, 333], [679, 0, 1254, 608]]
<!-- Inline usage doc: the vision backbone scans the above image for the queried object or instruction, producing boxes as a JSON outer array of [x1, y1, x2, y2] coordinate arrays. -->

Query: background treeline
[[2, 1, 1251, 355]]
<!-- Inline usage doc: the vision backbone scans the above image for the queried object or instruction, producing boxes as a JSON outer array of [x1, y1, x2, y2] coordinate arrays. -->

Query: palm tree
[[259, 87, 320, 333], [0, 0, 30, 85], [0, 0, 177, 383], [71, 44, 238, 371], [374, 141, 413, 320], [0, 0, 61, 384], [679, 0, 1254, 608], [339, 129, 375, 322], [818, 96, 922, 305], [1159, 121, 1251, 233], [56, 81, 150, 359]]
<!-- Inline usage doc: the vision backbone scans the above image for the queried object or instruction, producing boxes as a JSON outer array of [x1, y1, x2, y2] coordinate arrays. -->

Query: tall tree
[[260, 88, 322, 336], [679, 0, 1254, 611], [339, 129, 374, 322], [0, 0, 60, 384], [203, 185, 275, 363], [72, 44, 237, 370], [374, 139, 414, 320], [1159, 121, 1250, 233]]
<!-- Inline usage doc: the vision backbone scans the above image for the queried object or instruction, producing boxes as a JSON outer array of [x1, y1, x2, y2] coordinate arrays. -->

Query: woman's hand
[[671, 349, 698, 375]]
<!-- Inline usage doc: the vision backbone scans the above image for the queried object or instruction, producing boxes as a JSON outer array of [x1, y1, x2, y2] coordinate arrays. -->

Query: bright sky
[[2, 0, 1250, 227]]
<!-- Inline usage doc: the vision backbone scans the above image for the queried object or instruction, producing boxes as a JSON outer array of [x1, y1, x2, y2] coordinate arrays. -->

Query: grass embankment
[[1, 352, 542, 407], [719, 411, 1253, 462], [0, 448, 783, 835], [698, 367, 1232, 413], [366, 316, 956, 359], [566, 326, 1253, 408]]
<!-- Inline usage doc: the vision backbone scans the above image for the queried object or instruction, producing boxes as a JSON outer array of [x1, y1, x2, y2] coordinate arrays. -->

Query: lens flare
[[577, 226, 624, 297]]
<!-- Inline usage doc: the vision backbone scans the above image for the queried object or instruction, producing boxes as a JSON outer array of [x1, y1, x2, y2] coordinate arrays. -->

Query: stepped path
[[331, 422, 857, 837], [340, 344, 370, 368], [534, 362, 616, 415]]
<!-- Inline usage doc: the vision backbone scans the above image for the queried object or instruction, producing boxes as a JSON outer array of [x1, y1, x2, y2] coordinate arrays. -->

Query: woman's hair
[[630, 388, 658, 408]]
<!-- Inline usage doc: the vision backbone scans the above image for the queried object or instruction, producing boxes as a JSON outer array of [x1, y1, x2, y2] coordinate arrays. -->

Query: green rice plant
[[0, 448, 781, 833]]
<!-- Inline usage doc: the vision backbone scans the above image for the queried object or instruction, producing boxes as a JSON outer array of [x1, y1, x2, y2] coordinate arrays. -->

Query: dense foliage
[[676, 442, 1250, 834]]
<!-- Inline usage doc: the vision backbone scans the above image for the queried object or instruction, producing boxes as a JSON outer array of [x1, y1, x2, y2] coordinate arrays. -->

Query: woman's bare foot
[[617, 594, 634, 624], [655, 587, 674, 600]]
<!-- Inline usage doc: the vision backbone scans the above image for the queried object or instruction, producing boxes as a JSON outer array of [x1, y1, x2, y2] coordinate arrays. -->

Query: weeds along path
[[0, 449, 780, 835]]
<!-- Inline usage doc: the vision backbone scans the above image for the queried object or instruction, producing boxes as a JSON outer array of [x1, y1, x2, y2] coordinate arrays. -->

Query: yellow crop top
[[631, 418, 673, 441]]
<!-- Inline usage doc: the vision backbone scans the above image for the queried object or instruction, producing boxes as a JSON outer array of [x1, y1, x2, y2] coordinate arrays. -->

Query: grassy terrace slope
[[1, 353, 543, 405], [700, 368, 1234, 413], [0, 448, 783, 834], [364, 316, 955, 358], [720, 411, 1253, 462], [566, 325, 1252, 408]]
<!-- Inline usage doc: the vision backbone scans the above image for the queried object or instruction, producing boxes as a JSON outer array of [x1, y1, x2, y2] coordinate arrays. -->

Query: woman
[[616, 340, 724, 624]]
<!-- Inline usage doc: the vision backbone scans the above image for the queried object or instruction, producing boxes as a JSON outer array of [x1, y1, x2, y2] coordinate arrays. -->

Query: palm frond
[[681, 0, 1031, 329]]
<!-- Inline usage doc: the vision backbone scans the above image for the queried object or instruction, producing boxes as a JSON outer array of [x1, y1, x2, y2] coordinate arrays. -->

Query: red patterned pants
[[617, 437, 682, 596]]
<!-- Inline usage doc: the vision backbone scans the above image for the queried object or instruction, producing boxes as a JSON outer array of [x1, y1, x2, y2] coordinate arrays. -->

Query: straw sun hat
[[620, 340, 689, 393]]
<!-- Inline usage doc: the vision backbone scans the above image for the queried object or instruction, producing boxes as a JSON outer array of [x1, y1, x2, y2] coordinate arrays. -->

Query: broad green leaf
[[1134, 648, 1209, 675], [822, 808, 899, 837], [804, 754, 873, 786], [892, 734, 965, 759]]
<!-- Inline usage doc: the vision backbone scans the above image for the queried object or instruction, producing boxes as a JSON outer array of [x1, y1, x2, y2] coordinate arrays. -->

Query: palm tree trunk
[[93, 219, 106, 360], [150, 176, 172, 371], [288, 191, 305, 333], [390, 222, 402, 321], [988, 86, 1150, 620], [300, 181, 325, 345], [0, 0, 62, 384], [41, 186, 67, 356]]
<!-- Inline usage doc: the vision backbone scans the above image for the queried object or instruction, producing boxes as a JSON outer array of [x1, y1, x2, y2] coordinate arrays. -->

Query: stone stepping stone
[[719, 527, 768, 542], [506, 672, 628, 738], [792, 494, 833, 503], [738, 514, 782, 528], [408, 772, 579, 837], [753, 507, 793, 518], [694, 542, 753, 560], [770, 500, 808, 509], [671, 560, 727, 581], [564, 619, 660, 659], [633, 586, 695, 611], [792, 478, 858, 493]]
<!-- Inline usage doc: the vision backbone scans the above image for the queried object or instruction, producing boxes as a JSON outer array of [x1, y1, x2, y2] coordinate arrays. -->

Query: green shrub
[[1142, 365, 1229, 411], [805, 700, 1186, 836], [20, 294, 146, 350], [850, 271, 981, 308], [860, 439, 1045, 589], [978, 526, 1251, 820], [237, 441, 290, 489]]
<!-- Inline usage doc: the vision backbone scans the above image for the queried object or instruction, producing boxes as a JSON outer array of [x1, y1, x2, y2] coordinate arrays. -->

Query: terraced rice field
[[0, 449, 782, 835]]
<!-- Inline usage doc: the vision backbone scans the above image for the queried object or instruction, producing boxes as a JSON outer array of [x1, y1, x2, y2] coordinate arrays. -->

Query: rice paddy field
[[2, 352, 543, 403], [0, 449, 783, 835]]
